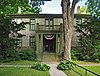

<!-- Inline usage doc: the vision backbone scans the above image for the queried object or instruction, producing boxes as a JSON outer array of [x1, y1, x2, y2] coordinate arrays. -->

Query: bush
[[31, 63, 50, 71], [19, 48, 37, 61], [2, 49, 20, 62], [75, 17, 100, 62], [71, 49, 77, 60], [57, 60, 75, 70]]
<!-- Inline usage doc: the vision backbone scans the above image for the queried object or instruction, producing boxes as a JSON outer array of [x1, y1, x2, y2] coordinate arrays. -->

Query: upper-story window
[[30, 19, 35, 31], [76, 18, 82, 25], [45, 19, 53, 25]]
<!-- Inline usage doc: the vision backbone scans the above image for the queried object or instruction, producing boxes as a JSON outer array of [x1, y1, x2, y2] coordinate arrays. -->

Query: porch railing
[[67, 60, 100, 76], [36, 23, 63, 32]]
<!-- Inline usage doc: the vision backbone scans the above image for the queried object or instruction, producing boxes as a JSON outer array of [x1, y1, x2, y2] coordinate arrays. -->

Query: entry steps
[[38, 53, 60, 62]]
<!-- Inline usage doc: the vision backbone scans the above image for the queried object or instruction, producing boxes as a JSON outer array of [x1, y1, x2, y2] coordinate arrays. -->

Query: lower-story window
[[29, 36, 36, 47], [17, 38, 22, 47]]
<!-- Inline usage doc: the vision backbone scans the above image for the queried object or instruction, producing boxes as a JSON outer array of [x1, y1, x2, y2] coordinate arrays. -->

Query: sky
[[40, 0, 87, 14]]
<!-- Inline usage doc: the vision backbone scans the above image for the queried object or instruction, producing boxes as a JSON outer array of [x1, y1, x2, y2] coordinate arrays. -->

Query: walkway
[[43, 62, 67, 76], [79, 64, 100, 66]]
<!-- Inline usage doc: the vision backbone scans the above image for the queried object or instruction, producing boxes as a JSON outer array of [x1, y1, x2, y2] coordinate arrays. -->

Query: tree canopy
[[0, 0, 46, 14], [86, 0, 100, 17]]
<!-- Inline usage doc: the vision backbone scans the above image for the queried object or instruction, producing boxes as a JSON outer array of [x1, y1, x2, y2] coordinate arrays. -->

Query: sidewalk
[[43, 62, 67, 76], [79, 64, 100, 66]]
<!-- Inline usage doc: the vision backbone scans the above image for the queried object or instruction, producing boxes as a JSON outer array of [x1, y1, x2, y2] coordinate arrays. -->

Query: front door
[[43, 34, 56, 53]]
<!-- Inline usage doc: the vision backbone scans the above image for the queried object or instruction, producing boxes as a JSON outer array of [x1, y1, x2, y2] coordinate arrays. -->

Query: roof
[[9, 14, 91, 18]]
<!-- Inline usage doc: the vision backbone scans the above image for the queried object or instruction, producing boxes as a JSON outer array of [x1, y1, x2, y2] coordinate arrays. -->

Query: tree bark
[[61, 0, 77, 60]]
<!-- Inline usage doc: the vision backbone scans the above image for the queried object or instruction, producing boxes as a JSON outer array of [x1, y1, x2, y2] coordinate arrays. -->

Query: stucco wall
[[16, 17, 81, 48]]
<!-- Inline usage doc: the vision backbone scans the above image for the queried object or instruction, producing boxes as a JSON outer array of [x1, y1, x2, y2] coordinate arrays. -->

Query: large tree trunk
[[61, 0, 77, 60]]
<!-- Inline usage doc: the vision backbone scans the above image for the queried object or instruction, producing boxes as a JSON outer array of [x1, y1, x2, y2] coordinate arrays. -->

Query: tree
[[75, 17, 100, 62], [0, 14, 27, 58], [61, 0, 82, 60], [86, 0, 100, 17], [0, 0, 45, 14], [79, 6, 90, 14], [75, 0, 100, 62], [0, 0, 47, 60]]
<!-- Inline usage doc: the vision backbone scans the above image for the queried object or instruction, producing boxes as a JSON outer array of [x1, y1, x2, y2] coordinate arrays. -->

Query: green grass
[[0, 67, 50, 76], [84, 66, 100, 75], [64, 66, 100, 76], [0, 60, 39, 65]]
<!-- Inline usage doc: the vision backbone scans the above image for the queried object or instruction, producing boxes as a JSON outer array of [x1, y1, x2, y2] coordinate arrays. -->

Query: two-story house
[[11, 14, 90, 61]]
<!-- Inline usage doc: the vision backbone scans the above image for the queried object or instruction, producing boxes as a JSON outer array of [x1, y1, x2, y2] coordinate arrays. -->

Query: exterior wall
[[13, 14, 89, 52], [36, 18, 45, 25], [18, 17, 77, 48], [72, 18, 79, 47], [54, 18, 63, 25]]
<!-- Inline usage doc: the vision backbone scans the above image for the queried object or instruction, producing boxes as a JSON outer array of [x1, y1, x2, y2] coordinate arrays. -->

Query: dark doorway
[[43, 34, 56, 53]]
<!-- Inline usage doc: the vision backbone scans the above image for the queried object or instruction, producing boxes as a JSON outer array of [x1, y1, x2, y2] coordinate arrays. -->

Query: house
[[11, 14, 90, 61]]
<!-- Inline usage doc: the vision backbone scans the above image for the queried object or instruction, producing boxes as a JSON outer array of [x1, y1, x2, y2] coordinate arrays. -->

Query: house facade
[[11, 14, 90, 60]]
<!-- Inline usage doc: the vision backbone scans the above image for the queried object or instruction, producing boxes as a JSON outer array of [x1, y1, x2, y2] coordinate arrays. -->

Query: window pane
[[50, 20, 53, 25], [76, 18, 82, 24], [29, 36, 35, 47], [17, 38, 22, 47], [45, 19, 49, 25], [45, 19, 53, 25], [30, 19, 35, 30]]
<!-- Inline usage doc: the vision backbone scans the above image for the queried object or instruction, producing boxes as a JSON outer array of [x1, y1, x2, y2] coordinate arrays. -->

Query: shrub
[[19, 48, 37, 61], [71, 49, 77, 60], [31, 63, 50, 71], [57, 60, 75, 70], [2, 49, 20, 62], [75, 17, 100, 62]]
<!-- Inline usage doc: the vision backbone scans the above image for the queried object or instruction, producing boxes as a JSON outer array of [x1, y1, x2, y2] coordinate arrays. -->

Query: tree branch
[[71, 0, 78, 15]]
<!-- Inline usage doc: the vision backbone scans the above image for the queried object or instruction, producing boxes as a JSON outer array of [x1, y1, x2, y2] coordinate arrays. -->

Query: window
[[17, 38, 22, 47], [45, 19, 53, 25], [29, 36, 35, 47], [30, 19, 35, 30], [76, 18, 82, 25]]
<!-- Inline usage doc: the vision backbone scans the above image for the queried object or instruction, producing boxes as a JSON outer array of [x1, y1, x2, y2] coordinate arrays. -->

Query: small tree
[[75, 17, 100, 62], [0, 14, 27, 58], [74, 0, 100, 62]]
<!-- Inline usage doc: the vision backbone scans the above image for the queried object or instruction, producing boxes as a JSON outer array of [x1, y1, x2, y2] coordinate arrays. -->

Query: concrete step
[[38, 53, 60, 62]]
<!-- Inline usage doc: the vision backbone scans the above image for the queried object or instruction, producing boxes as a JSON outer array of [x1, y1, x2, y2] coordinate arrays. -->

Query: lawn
[[0, 60, 38, 65], [64, 66, 100, 76], [0, 67, 50, 76], [63, 60, 100, 76]]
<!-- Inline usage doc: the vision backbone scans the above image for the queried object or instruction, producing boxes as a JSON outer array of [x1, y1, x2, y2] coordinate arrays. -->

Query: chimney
[[77, 6, 80, 14], [18, 6, 21, 14]]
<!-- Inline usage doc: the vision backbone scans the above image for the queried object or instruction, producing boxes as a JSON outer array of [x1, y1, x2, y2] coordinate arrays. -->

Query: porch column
[[56, 34, 58, 54], [36, 33, 39, 53], [40, 34, 43, 53], [60, 33, 63, 54]]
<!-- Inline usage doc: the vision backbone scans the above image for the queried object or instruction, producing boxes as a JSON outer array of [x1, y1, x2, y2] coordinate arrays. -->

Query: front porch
[[35, 23, 63, 61], [36, 33, 63, 54]]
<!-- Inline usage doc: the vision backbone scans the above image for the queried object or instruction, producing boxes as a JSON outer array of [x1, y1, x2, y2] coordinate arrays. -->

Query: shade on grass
[[0, 67, 50, 76]]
